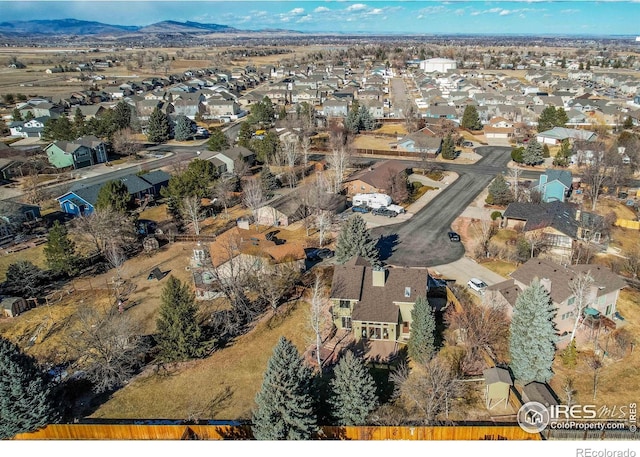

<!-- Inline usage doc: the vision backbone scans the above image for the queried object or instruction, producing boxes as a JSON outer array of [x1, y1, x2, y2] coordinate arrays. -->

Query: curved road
[[371, 146, 521, 267]]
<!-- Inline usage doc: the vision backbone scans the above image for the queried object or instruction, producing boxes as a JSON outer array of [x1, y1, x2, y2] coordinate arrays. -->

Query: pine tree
[[173, 114, 193, 141], [334, 214, 380, 266], [0, 336, 58, 439], [260, 166, 278, 193], [95, 179, 132, 213], [42, 117, 75, 141], [461, 105, 482, 130], [537, 106, 558, 133], [344, 102, 360, 134], [113, 100, 132, 131], [4, 260, 48, 298], [509, 279, 558, 383], [252, 337, 317, 440], [486, 173, 513, 206], [12, 108, 23, 122], [357, 104, 377, 131], [555, 107, 568, 128], [156, 276, 204, 362], [147, 107, 170, 143], [44, 220, 77, 276], [73, 107, 86, 137], [522, 139, 544, 166], [237, 121, 253, 148], [441, 134, 455, 160], [207, 127, 229, 151], [24, 111, 34, 122], [553, 139, 572, 167], [408, 296, 436, 364], [329, 351, 378, 425]]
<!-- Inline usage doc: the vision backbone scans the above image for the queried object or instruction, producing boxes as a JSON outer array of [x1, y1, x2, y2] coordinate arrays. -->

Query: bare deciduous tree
[[508, 167, 522, 202], [391, 357, 464, 423], [300, 135, 312, 169], [104, 242, 128, 298], [568, 271, 594, 342], [472, 219, 496, 259], [242, 178, 265, 229], [181, 195, 203, 235], [112, 127, 142, 158], [71, 209, 137, 254], [69, 307, 148, 393], [308, 273, 327, 372], [315, 211, 332, 247], [327, 143, 351, 194], [212, 177, 235, 219], [579, 143, 609, 211]]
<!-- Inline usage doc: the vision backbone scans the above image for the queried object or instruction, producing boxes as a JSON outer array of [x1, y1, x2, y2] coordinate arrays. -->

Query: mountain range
[[0, 18, 275, 36]]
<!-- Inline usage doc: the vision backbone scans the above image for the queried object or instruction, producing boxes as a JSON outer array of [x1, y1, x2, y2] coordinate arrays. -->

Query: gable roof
[[503, 201, 579, 238], [139, 170, 171, 186], [344, 160, 409, 189], [483, 367, 513, 386], [486, 279, 522, 308], [543, 169, 572, 188]]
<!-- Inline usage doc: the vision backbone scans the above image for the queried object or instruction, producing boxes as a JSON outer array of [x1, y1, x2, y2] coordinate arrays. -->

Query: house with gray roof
[[485, 257, 625, 335], [536, 127, 597, 146], [536, 169, 573, 203]]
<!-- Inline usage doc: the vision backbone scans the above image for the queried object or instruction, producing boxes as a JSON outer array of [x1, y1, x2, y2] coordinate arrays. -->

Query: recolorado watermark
[[517, 401, 638, 434], [576, 449, 636, 457]]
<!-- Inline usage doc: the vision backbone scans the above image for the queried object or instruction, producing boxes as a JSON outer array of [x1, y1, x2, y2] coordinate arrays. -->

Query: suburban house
[[483, 117, 516, 140], [503, 201, 605, 255], [343, 160, 411, 197], [535, 169, 573, 203], [56, 170, 170, 217], [204, 99, 241, 119], [536, 127, 597, 146], [44, 135, 108, 169], [0, 201, 41, 245], [322, 99, 349, 118], [329, 257, 447, 360], [255, 188, 346, 227], [396, 132, 442, 158], [208, 146, 255, 174], [485, 258, 625, 335]]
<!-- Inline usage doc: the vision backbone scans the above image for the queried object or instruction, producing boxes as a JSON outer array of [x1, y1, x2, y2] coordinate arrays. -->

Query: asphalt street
[[371, 146, 524, 267]]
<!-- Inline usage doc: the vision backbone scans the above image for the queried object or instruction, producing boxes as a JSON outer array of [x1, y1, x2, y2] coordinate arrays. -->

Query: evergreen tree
[[156, 276, 204, 362], [73, 107, 86, 137], [357, 104, 377, 131], [334, 214, 380, 267], [260, 166, 279, 193], [509, 279, 558, 383], [0, 336, 58, 439], [407, 296, 436, 364], [537, 106, 558, 133], [24, 111, 34, 122], [344, 102, 360, 134], [44, 220, 77, 276], [441, 134, 455, 160], [522, 139, 544, 166], [207, 127, 229, 151], [237, 121, 253, 148], [461, 105, 482, 130], [511, 146, 524, 163], [555, 107, 568, 128], [12, 108, 23, 122], [329, 351, 378, 426], [42, 117, 75, 141], [553, 139, 572, 167], [147, 107, 170, 143], [542, 144, 551, 158], [252, 337, 317, 440], [173, 115, 193, 141], [4, 260, 48, 298], [112, 100, 132, 131], [486, 173, 513, 206], [95, 179, 132, 213], [623, 116, 633, 129]]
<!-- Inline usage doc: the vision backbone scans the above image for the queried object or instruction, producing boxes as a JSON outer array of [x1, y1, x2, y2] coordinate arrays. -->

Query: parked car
[[462, 141, 474, 148], [352, 205, 370, 213], [316, 248, 334, 260], [448, 231, 461, 242], [467, 278, 488, 294], [372, 207, 397, 218]]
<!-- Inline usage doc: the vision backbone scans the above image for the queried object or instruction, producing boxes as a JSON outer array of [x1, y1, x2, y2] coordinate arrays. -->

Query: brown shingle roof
[[344, 160, 409, 190], [330, 264, 365, 301], [487, 279, 522, 308]]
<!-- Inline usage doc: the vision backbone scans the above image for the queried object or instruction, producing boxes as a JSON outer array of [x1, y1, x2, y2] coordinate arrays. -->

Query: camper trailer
[[352, 193, 393, 210]]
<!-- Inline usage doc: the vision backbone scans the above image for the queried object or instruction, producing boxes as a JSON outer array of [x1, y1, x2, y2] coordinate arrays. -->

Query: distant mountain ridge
[[0, 18, 263, 36]]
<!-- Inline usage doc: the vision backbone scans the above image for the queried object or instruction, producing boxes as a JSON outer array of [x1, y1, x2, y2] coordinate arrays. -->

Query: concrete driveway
[[370, 146, 513, 267]]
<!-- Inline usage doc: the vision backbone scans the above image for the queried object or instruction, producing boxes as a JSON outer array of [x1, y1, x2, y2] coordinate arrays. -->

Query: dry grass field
[[0, 243, 47, 282]]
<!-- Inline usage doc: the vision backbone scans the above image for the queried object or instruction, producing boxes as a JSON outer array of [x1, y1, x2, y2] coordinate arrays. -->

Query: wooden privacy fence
[[14, 424, 541, 441], [615, 218, 640, 230]]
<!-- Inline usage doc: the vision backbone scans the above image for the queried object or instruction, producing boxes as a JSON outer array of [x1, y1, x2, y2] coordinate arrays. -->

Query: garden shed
[[484, 367, 513, 410]]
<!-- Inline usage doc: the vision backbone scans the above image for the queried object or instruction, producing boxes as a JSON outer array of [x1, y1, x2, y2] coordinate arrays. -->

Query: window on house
[[404, 287, 411, 298], [402, 321, 410, 333], [568, 297, 575, 306], [339, 300, 350, 309], [598, 296, 606, 305], [605, 305, 612, 316]]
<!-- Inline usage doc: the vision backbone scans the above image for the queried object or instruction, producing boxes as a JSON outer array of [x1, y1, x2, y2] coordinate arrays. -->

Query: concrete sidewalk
[[406, 171, 458, 214]]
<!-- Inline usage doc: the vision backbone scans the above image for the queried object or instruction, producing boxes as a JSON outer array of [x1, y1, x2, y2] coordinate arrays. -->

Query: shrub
[[411, 181, 423, 191], [491, 211, 502, 221]]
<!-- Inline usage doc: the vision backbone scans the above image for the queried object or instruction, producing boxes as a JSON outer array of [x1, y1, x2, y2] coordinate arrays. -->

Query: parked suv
[[372, 207, 397, 218], [467, 278, 488, 294]]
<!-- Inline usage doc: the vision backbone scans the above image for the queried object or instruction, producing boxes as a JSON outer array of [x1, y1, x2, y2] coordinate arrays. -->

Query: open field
[[91, 297, 314, 420]]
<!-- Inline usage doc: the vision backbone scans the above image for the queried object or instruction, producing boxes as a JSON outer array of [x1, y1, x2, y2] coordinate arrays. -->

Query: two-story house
[[485, 258, 625, 335], [44, 135, 108, 169], [535, 169, 573, 203], [330, 257, 448, 360]]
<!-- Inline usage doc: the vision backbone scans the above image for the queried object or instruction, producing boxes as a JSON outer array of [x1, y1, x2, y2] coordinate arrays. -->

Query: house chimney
[[372, 267, 386, 287], [540, 277, 552, 294], [575, 209, 581, 222]]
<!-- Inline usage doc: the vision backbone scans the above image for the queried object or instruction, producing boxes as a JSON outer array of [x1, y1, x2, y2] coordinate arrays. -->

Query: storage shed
[[484, 367, 513, 410]]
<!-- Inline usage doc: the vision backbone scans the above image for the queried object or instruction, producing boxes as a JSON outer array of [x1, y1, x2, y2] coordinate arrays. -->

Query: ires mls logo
[[518, 402, 638, 433], [517, 402, 550, 433]]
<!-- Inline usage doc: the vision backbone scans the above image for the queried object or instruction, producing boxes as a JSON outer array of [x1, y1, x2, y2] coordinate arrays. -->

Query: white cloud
[[314, 6, 330, 13], [561, 9, 580, 14], [419, 6, 446, 15], [368, 8, 383, 15], [290, 8, 304, 15], [454, 8, 466, 16], [347, 4, 368, 12], [499, 10, 511, 16], [297, 15, 314, 23]]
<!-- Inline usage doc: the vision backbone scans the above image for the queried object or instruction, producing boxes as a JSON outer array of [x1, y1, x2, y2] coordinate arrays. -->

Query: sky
[[1, 1, 640, 36]]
